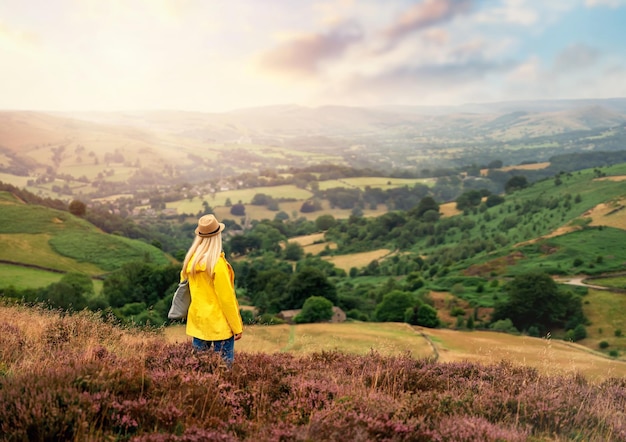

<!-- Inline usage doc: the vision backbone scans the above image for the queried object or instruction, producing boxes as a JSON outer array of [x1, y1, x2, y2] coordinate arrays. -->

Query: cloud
[[475, 0, 540, 26], [383, 0, 473, 42], [553, 43, 601, 71], [324, 55, 519, 106], [585, 0, 626, 7], [258, 21, 363, 77]]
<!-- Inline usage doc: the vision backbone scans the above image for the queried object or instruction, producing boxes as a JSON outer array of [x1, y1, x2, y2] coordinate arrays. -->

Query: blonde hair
[[181, 232, 223, 279]]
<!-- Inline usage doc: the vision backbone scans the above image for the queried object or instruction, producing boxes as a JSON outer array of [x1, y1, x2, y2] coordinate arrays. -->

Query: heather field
[[2, 303, 626, 441]]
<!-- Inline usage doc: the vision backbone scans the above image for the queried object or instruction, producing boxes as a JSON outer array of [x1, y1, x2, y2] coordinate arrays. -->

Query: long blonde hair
[[181, 232, 223, 279]]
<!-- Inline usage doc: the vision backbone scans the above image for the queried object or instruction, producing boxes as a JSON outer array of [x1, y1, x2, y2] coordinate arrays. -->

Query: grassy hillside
[[2, 303, 626, 441], [164, 320, 626, 381], [0, 191, 172, 277]]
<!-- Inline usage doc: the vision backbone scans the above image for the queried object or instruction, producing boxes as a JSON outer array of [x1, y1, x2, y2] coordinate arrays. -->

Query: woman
[[181, 214, 243, 365]]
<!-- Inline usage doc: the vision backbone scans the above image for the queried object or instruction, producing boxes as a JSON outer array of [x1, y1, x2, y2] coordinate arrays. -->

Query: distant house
[[278, 306, 346, 324]]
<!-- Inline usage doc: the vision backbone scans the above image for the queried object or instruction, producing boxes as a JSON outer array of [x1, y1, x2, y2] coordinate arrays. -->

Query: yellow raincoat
[[183, 252, 243, 341]]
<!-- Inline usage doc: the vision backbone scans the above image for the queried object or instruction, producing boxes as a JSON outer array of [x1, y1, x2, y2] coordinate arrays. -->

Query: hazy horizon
[[2, 0, 626, 113]]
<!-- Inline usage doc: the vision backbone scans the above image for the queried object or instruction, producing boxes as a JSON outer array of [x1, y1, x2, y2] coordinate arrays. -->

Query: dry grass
[[163, 318, 626, 382], [165, 322, 436, 359], [421, 327, 626, 382], [583, 197, 626, 230], [323, 248, 392, 271], [0, 303, 161, 375], [4, 303, 625, 384], [580, 287, 626, 352], [480, 162, 551, 176], [286, 233, 337, 255], [439, 201, 461, 217]]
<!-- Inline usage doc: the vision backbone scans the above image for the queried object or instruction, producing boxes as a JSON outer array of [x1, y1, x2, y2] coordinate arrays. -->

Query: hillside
[[1, 303, 625, 441], [0, 191, 173, 277]]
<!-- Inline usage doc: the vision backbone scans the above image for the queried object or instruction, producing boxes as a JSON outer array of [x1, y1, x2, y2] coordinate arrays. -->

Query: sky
[[1, 0, 626, 112]]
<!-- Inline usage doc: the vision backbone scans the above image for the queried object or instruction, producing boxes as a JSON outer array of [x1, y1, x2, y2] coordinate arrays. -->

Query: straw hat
[[195, 214, 225, 237]]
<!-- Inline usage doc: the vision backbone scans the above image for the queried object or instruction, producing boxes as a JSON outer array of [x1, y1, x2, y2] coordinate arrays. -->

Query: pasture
[[323, 248, 393, 272], [287, 233, 337, 255], [0, 233, 103, 274], [165, 322, 433, 359], [0, 263, 63, 290], [317, 177, 434, 191], [581, 288, 626, 353]]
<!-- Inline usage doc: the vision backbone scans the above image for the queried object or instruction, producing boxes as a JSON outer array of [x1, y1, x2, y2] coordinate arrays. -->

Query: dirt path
[[555, 276, 611, 290]]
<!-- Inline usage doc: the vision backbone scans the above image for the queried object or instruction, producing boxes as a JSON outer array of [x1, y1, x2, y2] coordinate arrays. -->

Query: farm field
[[0, 263, 63, 290], [323, 248, 392, 272], [164, 321, 626, 381], [0, 233, 104, 274], [286, 233, 337, 255], [317, 177, 435, 191], [211, 200, 389, 223]]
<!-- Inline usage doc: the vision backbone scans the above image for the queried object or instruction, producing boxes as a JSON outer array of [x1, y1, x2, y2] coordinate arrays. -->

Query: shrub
[[294, 296, 333, 323], [490, 319, 519, 334], [240, 309, 255, 325], [572, 324, 587, 342], [599, 341, 609, 349]]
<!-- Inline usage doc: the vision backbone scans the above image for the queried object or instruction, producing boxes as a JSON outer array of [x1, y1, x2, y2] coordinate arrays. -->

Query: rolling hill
[[2, 97, 626, 204], [0, 191, 173, 278]]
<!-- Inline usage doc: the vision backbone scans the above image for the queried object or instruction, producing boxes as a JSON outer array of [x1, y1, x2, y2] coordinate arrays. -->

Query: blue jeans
[[192, 336, 235, 366]]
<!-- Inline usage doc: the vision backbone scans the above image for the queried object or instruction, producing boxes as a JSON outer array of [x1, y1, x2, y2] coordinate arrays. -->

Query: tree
[[284, 267, 337, 309], [374, 290, 413, 322], [300, 199, 321, 213], [485, 194, 505, 207], [410, 196, 439, 219], [44, 282, 88, 311], [315, 214, 336, 231], [284, 242, 304, 261], [455, 190, 482, 211], [68, 199, 87, 217], [416, 304, 440, 328], [505, 175, 528, 193], [230, 202, 246, 216], [60, 272, 95, 298], [295, 296, 334, 323], [492, 271, 585, 333]]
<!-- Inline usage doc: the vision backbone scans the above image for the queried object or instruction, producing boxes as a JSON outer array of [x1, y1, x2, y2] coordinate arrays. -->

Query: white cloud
[[585, 0, 626, 7]]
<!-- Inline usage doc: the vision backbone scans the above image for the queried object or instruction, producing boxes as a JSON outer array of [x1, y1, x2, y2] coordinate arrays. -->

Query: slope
[[0, 191, 172, 277]]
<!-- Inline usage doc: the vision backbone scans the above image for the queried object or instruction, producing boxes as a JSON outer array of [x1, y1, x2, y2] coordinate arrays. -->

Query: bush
[[257, 313, 284, 325], [240, 309, 255, 325], [615, 329, 622, 337], [572, 324, 587, 342], [294, 296, 333, 323], [599, 341, 609, 349], [490, 319, 519, 334]]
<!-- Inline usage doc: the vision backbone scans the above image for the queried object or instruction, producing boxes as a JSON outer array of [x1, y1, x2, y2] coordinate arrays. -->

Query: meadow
[[0, 191, 173, 276], [165, 320, 626, 381], [2, 303, 626, 441]]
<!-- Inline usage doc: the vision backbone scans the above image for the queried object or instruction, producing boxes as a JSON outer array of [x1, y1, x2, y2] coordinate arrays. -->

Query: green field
[[317, 177, 434, 191], [168, 185, 314, 213], [0, 191, 173, 279], [582, 288, 626, 354], [0, 263, 63, 290], [589, 275, 626, 289]]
